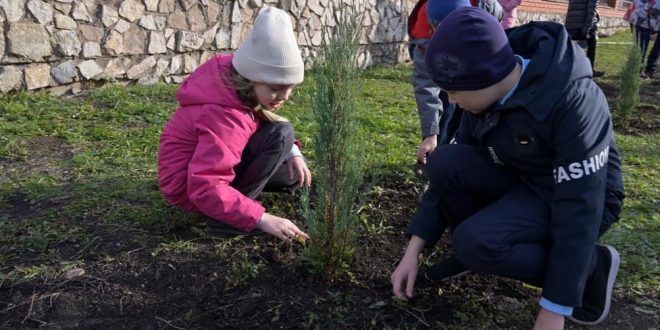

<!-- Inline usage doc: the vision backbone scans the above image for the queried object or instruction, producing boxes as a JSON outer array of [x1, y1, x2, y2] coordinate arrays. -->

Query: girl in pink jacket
[[158, 6, 310, 242]]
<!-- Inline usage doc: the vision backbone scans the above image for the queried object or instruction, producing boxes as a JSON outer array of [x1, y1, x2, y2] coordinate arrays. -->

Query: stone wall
[[0, 0, 411, 95], [517, 10, 628, 36]]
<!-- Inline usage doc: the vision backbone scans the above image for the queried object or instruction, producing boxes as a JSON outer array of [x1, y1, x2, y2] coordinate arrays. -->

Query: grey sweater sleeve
[[411, 39, 442, 138]]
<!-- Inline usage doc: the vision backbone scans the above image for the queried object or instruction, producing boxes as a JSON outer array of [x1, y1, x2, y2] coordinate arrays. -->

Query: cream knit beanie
[[232, 6, 304, 85]]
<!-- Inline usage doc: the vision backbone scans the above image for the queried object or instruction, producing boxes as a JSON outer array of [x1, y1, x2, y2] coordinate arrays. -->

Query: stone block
[[0, 66, 24, 93], [169, 55, 182, 74], [159, 0, 176, 13], [0, 0, 25, 22], [182, 53, 198, 73], [101, 5, 119, 27], [53, 2, 71, 14], [79, 24, 105, 42], [25, 63, 51, 90], [103, 59, 126, 79], [7, 22, 52, 61], [214, 27, 230, 49], [126, 56, 156, 79], [27, 0, 54, 25], [148, 32, 167, 54], [176, 30, 204, 52], [114, 19, 131, 33], [124, 28, 147, 55], [54, 30, 82, 57], [54, 13, 77, 29], [72, 2, 93, 22], [144, 0, 159, 11], [83, 42, 102, 58], [119, 0, 146, 22], [51, 60, 77, 84], [168, 11, 188, 29], [139, 15, 158, 30], [104, 30, 124, 55], [188, 4, 207, 32], [77, 60, 104, 79]]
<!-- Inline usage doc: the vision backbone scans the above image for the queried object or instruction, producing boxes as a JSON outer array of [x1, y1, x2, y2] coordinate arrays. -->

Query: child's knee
[[452, 224, 504, 271], [264, 122, 295, 149], [424, 145, 473, 185]]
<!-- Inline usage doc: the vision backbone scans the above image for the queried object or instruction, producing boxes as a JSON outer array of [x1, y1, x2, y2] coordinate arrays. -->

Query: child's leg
[[644, 36, 659, 76], [408, 144, 518, 245], [412, 144, 519, 281], [421, 144, 519, 231], [231, 122, 296, 199], [635, 26, 651, 61], [586, 28, 597, 69], [451, 185, 555, 284]]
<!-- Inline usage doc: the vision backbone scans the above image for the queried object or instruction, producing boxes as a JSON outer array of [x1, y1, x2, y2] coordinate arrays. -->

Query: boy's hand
[[392, 236, 426, 300], [257, 213, 310, 243], [287, 156, 312, 188], [391, 253, 419, 300], [533, 308, 565, 330], [417, 135, 438, 165]]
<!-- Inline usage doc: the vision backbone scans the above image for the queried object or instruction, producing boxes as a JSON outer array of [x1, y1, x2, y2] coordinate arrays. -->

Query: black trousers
[[231, 122, 299, 199], [421, 144, 599, 285]]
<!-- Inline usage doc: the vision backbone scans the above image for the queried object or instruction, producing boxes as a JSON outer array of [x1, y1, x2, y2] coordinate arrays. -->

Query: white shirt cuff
[[287, 144, 302, 160]]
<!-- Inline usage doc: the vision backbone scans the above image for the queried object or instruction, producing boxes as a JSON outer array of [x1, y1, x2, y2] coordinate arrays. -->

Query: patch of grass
[[226, 251, 265, 288], [602, 134, 660, 303]]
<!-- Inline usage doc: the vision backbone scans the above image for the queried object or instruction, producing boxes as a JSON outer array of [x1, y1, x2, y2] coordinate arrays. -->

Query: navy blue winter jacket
[[415, 21, 625, 307]]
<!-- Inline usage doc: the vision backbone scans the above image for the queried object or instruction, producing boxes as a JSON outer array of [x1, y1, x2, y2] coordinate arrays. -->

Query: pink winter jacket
[[498, 0, 522, 29], [158, 54, 265, 232]]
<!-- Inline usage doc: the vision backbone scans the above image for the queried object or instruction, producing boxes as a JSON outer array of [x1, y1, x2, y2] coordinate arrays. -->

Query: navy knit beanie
[[425, 7, 516, 91], [427, 0, 471, 25]]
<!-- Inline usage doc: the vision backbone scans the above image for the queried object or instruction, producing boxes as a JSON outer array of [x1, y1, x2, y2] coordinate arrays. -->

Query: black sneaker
[[592, 70, 605, 78], [568, 245, 620, 325], [422, 254, 472, 282], [206, 218, 263, 237]]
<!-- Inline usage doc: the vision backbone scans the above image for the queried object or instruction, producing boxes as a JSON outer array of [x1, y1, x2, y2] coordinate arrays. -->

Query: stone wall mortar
[[0, 0, 414, 94]]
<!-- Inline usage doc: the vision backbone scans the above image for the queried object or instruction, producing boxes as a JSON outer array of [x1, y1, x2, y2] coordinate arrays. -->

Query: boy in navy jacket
[[391, 7, 624, 328]]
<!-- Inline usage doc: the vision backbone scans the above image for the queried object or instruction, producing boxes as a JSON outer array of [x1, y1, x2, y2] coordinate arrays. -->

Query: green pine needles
[[617, 32, 643, 125], [302, 4, 365, 281]]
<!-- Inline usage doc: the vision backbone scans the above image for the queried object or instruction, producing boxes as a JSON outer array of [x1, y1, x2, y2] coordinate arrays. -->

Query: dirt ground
[[1, 80, 659, 328], [2, 179, 659, 328]]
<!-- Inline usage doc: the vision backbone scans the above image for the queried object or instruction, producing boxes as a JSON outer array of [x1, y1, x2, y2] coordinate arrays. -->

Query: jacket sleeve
[[542, 80, 613, 307], [187, 107, 265, 232], [412, 40, 442, 138], [479, 0, 505, 22], [407, 186, 447, 246]]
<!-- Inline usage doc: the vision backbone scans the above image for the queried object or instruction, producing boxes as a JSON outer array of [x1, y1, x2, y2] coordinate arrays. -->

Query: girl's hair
[[230, 66, 289, 123]]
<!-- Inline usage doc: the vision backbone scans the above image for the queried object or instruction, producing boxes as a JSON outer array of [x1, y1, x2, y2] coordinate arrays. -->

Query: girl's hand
[[287, 156, 312, 188], [257, 213, 310, 243]]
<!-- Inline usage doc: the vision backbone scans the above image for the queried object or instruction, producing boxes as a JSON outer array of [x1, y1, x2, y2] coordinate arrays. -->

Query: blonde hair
[[230, 66, 289, 123]]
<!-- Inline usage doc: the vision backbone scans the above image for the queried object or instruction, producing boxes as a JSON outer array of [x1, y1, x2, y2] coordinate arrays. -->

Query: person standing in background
[[565, 0, 605, 77], [498, 0, 522, 29]]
